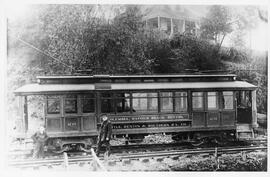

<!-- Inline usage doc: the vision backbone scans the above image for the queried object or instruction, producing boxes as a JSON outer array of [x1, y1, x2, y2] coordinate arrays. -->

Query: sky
[[249, 22, 268, 51]]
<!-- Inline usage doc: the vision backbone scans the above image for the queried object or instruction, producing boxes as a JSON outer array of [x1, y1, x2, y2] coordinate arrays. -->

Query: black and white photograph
[[1, 0, 268, 174]]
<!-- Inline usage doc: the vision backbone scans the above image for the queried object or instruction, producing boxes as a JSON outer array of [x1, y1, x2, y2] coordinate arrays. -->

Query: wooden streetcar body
[[14, 74, 258, 151]]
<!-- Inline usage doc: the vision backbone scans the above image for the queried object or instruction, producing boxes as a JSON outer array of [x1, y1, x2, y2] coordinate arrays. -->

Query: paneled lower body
[[192, 111, 236, 128], [46, 115, 96, 133]]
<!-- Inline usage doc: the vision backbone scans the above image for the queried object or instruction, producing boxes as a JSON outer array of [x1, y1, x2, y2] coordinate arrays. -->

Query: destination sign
[[112, 121, 191, 129], [110, 114, 189, 122]]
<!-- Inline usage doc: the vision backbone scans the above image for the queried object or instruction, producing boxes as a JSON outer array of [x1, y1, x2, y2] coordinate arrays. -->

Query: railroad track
[[8, 145, 267, 170], [8, 137, 267, 161]]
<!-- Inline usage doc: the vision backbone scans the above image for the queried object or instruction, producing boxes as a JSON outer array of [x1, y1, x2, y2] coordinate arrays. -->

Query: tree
[[170, 34, 223, 71], [257, 7, 267, 23], [200, 5, 233, 49]]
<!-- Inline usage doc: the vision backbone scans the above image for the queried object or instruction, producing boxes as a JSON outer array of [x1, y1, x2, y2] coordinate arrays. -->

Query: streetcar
[[14, 74, 258, 152]]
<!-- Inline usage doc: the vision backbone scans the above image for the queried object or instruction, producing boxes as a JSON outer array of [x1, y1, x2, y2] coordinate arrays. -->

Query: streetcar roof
[[36, 74, 237, 79], [14, 81, 257, 95]]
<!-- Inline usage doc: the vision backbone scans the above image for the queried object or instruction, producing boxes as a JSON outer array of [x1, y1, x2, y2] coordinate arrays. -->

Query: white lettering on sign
[[67, 122, 77, 127], [209, 117, 218, 121], [112, 121, 191, 129], [111, 114, 189, 122]]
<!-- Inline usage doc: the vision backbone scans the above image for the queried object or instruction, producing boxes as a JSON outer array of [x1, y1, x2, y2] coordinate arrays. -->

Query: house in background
[[141, 5, 201, 37]]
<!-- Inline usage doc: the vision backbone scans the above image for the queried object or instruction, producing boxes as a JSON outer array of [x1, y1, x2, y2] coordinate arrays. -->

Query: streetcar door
[[236, 91, 252, 124], [206, 92, 220, 127], [80, 93, 97, 131], [192, 92, 206, 128]]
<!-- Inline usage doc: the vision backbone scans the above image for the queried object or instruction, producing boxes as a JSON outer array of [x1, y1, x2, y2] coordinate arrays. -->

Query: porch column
[[157, 16, 160, 29], [23, 96, 28, 132], [183, 20, 185, 33], [251, 90, 258, 128], [170, 18, 174, 37]]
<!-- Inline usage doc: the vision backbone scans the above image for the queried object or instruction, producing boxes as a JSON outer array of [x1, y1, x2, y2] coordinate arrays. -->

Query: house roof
[[141, 5, 202, 21]]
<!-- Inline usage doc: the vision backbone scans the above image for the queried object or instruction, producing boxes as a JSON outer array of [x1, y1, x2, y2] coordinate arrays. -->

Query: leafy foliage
[[7, 4, 267, 124], [171, 152, 267, 171], [200, 5, 233, 44]]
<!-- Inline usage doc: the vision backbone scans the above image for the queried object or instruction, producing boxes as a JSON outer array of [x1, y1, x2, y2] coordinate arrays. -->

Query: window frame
[[46, 95, 61, 115], [207, 92, 219, 110], [192, 92, 204, 110], [174, 91, 188, 112], [115, 92, 132, 114], [160, 92, 174, 113], [81, 93, 96, 114], [221, 91, 235, 110], [132, 92, 158, 113], [100, 92, 115, 114], [64, 94, 78, 114]]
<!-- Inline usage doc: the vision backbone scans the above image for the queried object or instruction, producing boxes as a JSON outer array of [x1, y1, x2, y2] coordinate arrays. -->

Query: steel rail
[[8, 145, 267, 168], [9, 137, 267, 157]]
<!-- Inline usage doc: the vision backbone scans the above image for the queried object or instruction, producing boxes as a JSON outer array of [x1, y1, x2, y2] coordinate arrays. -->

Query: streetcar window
[[81, 94, 95, 113], [132, 93, 158, 112], [207, 92, 218, 109], [160, 92, 173, 112], [222, 91, 234, 110], [115, 93, 131, 113], [47, 95, 60, 114], [101, 93, 114, 113], [192, 92, 203, 109], [65, 95, 77, 113], [175, 92, 187, 112]]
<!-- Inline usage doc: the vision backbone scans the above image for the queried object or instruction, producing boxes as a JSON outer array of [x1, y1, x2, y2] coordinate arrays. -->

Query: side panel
[[192, 112, 205, 128], [207, 112, 220, 127], [81, 115, 96, 131], [65, 117, 80, 131], [45, 94, 97, 134], [221, 111, 235, 126], [46, 118, 62, 132]]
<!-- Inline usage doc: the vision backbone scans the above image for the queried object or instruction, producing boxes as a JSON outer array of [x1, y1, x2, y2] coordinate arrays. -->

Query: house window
[[222, 91, 234, 110], [175, 92, 187, 112], [185, 20, 196, 35], [192, 92, 203, 110], [47, 95, 61, 114], [65, 95, 77, 113], [160, 92, 173, 112], [207, 92, 218, 109], [81, 94, 95, 113], [132, 93, 158, 112]]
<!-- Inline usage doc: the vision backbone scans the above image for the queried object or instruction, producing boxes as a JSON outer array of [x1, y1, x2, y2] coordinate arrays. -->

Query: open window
[[101, 93, 114, 113], [115, 93, 131, 113], [81, 94, 95, 113]]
